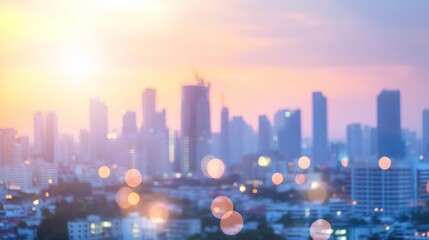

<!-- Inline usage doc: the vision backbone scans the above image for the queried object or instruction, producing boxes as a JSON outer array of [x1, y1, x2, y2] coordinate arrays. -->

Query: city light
[[310, 219, 332, 240], [220, 211, 244, 236], [257, 156, 271, 167], [124, 169, 143, 188], [98, 165, 111, 179], [378, 156, 392, 170], [271, 173, 284, 185], [211, 196, 234, 219], [298, 156, 311, 170]]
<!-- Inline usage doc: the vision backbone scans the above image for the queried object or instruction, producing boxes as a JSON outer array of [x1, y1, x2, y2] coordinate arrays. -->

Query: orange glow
[[271, 173, 284, 185], [298, 156, 311, 170], [201, 156, 225, 179], [127, 192, 140, 206], [148, 202, 169, 224], [98, 165, 111, 179], [116, 187, 133, 209], [220, 211, 244, 236], [310, 219, 332, 240], [295, 174, 306, 185], [378, 156, 391, 170], [308, 182, 328, 204], [340, 157, 349, 168], [124, 169, 142, 187], [211, 196, 234, 219]]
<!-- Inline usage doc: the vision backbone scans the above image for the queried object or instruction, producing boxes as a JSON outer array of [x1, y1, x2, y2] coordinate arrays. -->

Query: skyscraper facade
[[220, 107, 230, 165], [45, 112, 58, 164], [229, 116, 245, 167], [312, 92, 328, 165], [33, 112, 44, 156], [277, 109, 302, 160], [258, 115, 271, 154], [377, 90, 405, 159], [347, 123, 362, 160], [181, 80, 211, 175], [0, 129, 18, 167], [122, 111, 137, 136], [423, 109, 429, 158], [89, 99, 108, 162]]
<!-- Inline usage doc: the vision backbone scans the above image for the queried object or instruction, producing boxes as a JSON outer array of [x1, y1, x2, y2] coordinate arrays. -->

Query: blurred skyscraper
[[45, 112, 58, 164], [89, 99, 108, 162], [312, 92, 329, 165], [181, 80, 211, 175], [276, 109, 302, 160], [220, 106, 230, 165], [141, 89, 169, 178], [423, 109, 429, 158], [0, 129, 19, 167], [122, 111, 138, 136], [33, 112, 44, 156], [258, 115, 271, 154], [377, 90, 405, 159], [347, 123, 362, 160]]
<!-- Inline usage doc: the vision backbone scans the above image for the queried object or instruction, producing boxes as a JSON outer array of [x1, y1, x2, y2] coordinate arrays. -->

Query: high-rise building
[[402, 129, 417, 157], [347, 123, 362, 160], [0, 129, 18, 167], [140, 89, 170, 178], [181, 80, 211, 175], [142, 88, 156, 132], [423, 110, 429, 158], [45, 112, 58, 163], [277, 109, 302, 160], [229, 116, 245, 167], [33, 112, 44, 156], [79, 129, 90, 163], [122, 111, 137, 136], [220, 107, 230, 164], [17, 136, 29, 161], [377, 90, 405, 159], [89, 99, 108, 162], [258, 115, 271, 154], [362, 126, 377, 158], [312, 92, 329, 165]]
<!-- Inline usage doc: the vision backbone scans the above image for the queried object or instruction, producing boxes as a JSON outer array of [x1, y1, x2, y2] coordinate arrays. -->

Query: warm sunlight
[[56, 45, 100, 82]]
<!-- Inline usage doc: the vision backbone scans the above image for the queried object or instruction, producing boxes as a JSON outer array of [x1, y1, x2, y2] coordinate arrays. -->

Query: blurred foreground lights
[[116, 187, 133, 209], [378, 156, 391, 170], [149, 202, 169, 224], [271, 173, 284, 185], [298, 156, 311, 170], [201, 156, 225, 179], [211, 196, 234, 219], [33, 199, 40, 206], [295, 174, 306, 185], [125, 169, 143, 187], [45, 192, 50, 198], [98, 166, 111, 179], [426, 181, 429, 194], [310, 219, 333, 240], [220, 211, 244, 236], [258, 156, 271, 167], [340, 157, 349, 168], [308, 183, 328, 204], [127, 192, 140, 206], [239, 185, 246, 193]]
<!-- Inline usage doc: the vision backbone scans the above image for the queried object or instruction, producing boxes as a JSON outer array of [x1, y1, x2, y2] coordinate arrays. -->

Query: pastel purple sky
[[0, 0, 428, 140]]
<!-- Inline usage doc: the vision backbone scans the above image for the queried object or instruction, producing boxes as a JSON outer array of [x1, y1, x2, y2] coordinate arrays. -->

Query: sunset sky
[[0, 0, 428, 140]]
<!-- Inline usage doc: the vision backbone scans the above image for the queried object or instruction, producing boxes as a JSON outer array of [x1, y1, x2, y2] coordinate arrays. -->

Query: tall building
[[122, 111, 137, 136], [89, 99, 108, 162], [312, 92, 329, 165], [17, 136, 29, 161], [181, 80, 211, 175], [229, 116, 245, 167], [220, 107, 230, 165], [362, 126, 377, 158], [377, 90, 405, 159], [45, 112, 58, 164], [258, 115, 271, 154], [0, 129, 18, 167], [33, 112, 44, 156], [423, 110, 429, 158], [347, 123, 362, 160], [277, 109, 302, 160], [140, 89, 170, 178], [79, 129, 90, 163]]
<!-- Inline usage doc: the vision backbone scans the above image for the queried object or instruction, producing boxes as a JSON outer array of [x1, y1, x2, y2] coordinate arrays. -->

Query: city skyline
[[1, 1, 429, 140]]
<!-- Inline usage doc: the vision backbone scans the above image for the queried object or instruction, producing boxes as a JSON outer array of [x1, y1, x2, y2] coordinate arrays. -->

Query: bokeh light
[[378, 156, 391, 170], [340, 157, 349, 168], [206, 158, 225, 179], [116, 187, 133, 209], [127, 192, 140, 206], [298, 156, 311, 170], [295, 174, 306, 185], [239, 185, 246, 192], [98, 165, 111, 179], [271, 173, 284, 185], [308, 182, 328, 204], [220, 211, 244, 236], [125, 169, 143, 187], [310, 219, 332, 240], [258, 156, 271, 167], [201, 155, 216, 177], [149, 202, 170, 224], [211, 196, 234, 219]]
